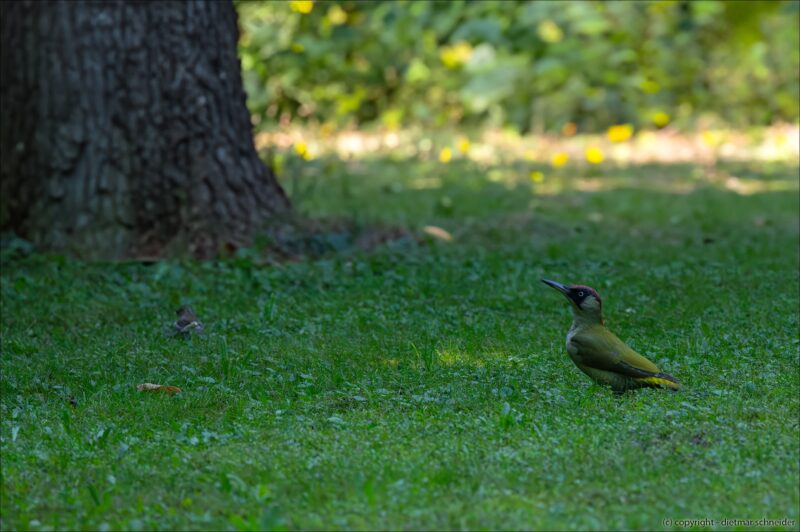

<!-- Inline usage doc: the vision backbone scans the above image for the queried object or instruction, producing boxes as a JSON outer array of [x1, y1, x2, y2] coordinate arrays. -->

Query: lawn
[[1, 144, 799, 530]]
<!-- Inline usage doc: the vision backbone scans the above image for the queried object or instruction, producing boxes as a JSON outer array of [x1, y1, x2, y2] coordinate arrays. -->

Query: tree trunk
[[0, 0, 291, 259]]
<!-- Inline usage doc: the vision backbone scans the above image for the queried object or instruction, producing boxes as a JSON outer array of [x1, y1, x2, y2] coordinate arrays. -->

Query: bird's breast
[[565, 330, 583, 362]]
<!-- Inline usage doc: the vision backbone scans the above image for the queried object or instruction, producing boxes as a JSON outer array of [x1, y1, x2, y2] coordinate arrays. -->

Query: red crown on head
[[569, 285, 602, 304]]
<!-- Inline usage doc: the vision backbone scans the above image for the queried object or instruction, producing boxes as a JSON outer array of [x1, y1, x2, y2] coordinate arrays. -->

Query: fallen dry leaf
[[423, 225, 453, 242], [137, 383, 182, 395]]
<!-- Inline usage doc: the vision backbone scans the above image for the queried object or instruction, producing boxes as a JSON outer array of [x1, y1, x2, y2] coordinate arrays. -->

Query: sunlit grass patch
[[256, 124, 800, 167]]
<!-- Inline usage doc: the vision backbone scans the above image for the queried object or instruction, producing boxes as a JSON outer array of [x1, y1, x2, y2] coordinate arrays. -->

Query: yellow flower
[[327, 4, 347, 25], [551, 152, 569, 168], [652, 111, 671, 128], [440, 42, 473, 69], [530, 171, 545, 183], [439, 147, 453, 163], [290, 1, 313, 14], [607, 124, 633, 143], [585, 147, 604, 164], [701, 130, 719, 147], [457, 137, 470, 154], [294, 142, 312, 160], [537, 20, 563, 43]]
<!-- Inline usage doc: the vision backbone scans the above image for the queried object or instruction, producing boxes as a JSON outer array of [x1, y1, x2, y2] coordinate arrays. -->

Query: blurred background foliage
[[236, 0, 799, 134]]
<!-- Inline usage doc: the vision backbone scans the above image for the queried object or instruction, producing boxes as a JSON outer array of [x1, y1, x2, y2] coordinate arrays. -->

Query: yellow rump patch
[[638, 376, 681, 390]]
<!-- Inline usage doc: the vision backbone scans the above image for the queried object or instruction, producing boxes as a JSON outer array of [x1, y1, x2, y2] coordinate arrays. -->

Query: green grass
[[2, 152, 799, 530]]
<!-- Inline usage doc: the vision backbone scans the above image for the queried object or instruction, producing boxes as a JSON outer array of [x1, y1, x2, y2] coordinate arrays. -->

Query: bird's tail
[[637, 372, 681, 391]]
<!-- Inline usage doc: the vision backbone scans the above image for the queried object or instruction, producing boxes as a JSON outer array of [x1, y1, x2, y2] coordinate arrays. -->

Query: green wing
[[570, 325, 662, 377]]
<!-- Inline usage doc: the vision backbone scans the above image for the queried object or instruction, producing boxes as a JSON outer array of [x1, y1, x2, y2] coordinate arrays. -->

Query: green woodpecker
[[542, 279, 680, 392]]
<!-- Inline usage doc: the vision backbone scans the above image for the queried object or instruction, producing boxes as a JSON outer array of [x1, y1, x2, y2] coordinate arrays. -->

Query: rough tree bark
[[0, 0, 291, 259]]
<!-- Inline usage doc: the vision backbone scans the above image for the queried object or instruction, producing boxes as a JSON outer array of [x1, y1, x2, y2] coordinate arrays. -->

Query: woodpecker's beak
[[541, 278, 570, 296]]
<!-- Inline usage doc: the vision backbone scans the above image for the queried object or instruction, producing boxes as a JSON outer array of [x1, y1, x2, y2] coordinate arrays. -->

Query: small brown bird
[[542, 279, 680, 392], [171, 305, 204, 336]]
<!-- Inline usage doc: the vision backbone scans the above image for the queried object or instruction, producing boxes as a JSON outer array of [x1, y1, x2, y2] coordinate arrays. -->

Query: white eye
[[578, 291, 584, 297]]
